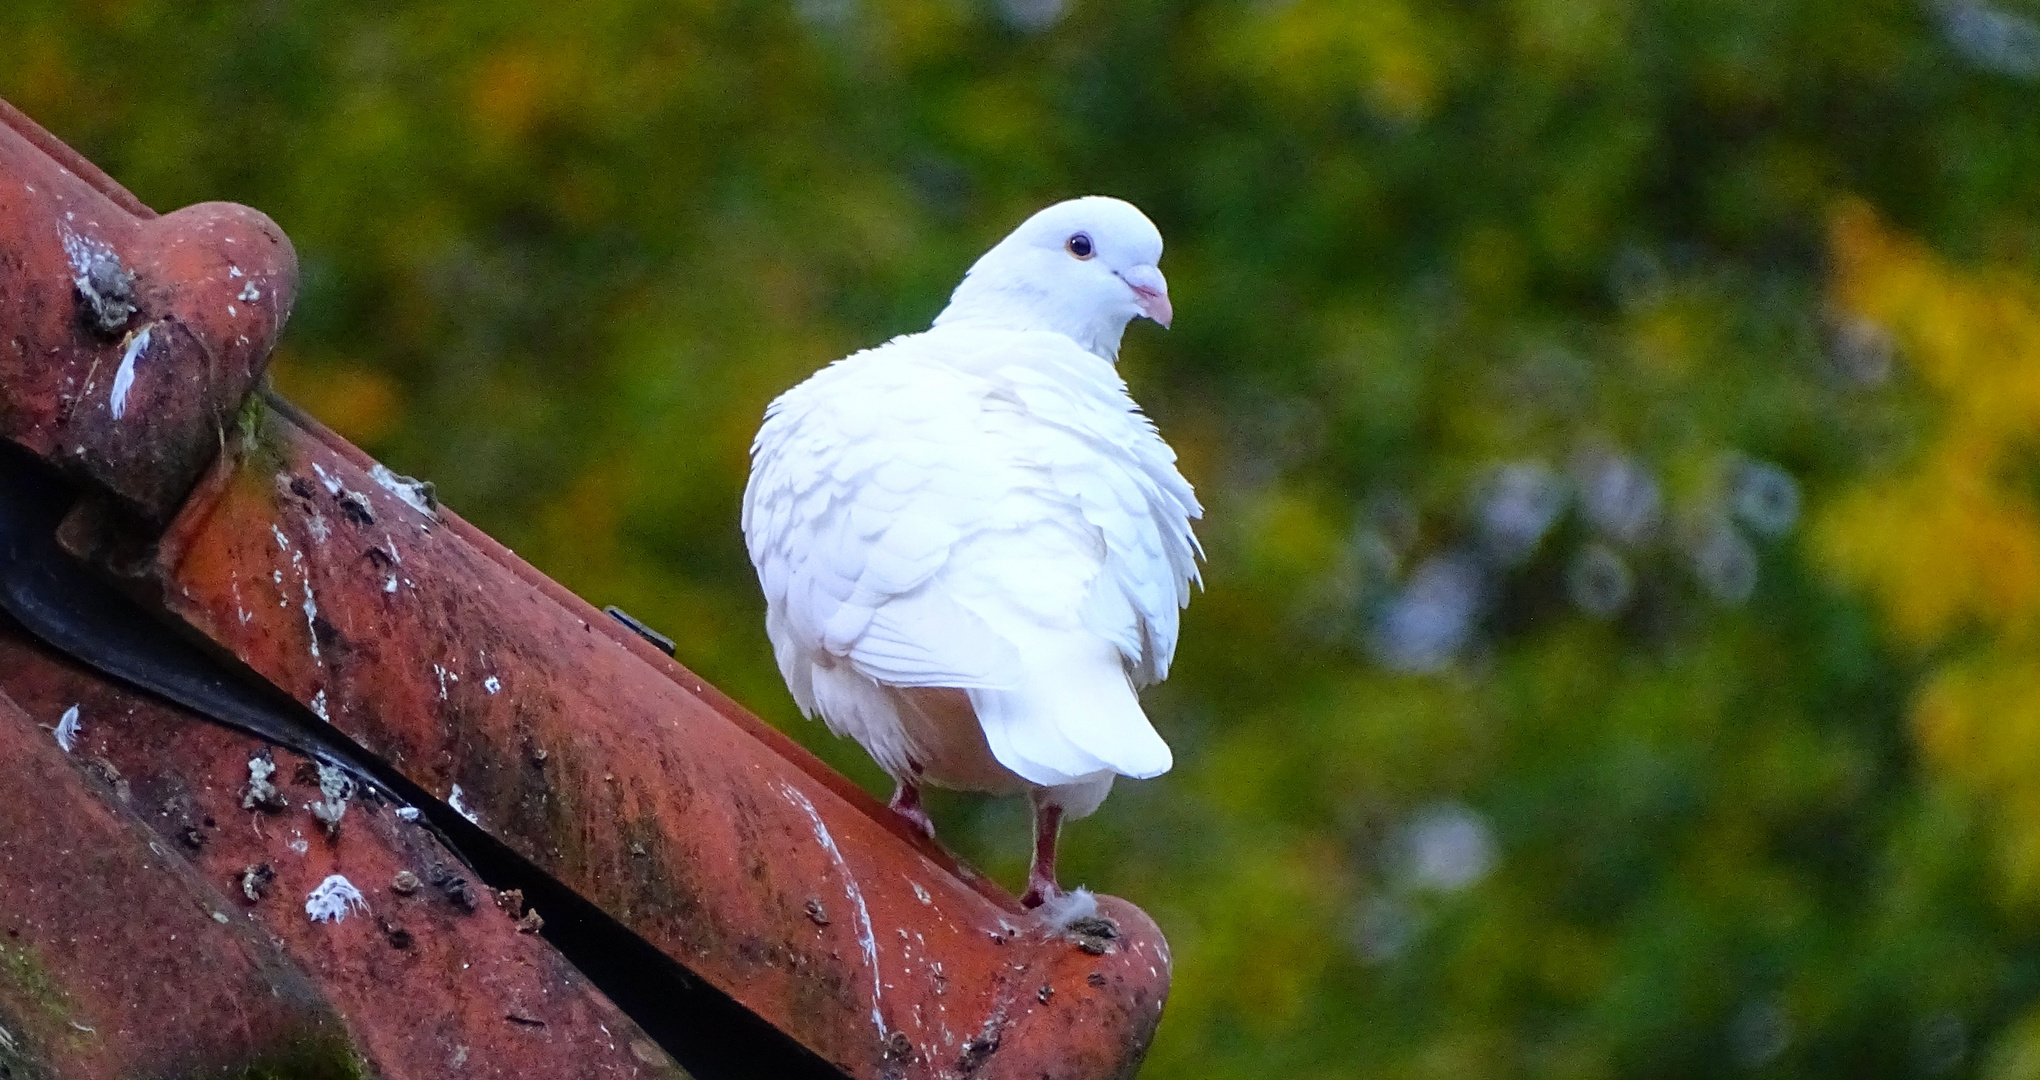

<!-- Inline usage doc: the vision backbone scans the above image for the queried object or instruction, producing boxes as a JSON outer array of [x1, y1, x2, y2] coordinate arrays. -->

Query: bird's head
[[934, 196, 1170, 360]]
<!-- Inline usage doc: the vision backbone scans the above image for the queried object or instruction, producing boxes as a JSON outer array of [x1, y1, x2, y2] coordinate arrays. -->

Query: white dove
[[743, 196, 1201, 907]]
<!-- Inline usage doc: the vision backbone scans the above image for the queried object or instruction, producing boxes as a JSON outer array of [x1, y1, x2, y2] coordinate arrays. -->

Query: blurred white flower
[[1476, 461, 1568, 564], [1371, 556, 1483, 673], [1566, 543, 1635, 618], [1689, 517, 1758, 604], [1939, 0, 2040, 79], [1400, 802, 1496, 893], [1574, 451, 1662, 544], [1730, 459, 1800, 536]]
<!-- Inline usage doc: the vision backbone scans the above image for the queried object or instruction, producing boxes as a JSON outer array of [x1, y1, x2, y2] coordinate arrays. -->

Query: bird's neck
[[933, 275, 1128, 362]]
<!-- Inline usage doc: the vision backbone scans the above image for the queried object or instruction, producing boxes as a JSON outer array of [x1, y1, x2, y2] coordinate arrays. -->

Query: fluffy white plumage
[[743, 197, 1200, 904]]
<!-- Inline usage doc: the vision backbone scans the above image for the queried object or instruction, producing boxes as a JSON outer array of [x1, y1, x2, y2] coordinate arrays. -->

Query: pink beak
[[1120, 264, 1172, 328]]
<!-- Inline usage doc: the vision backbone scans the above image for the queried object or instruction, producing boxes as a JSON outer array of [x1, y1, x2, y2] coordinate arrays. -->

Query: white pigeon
[[742, 196, 1201, 907]]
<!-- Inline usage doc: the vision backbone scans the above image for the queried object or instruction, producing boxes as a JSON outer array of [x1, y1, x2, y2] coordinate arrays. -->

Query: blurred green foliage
[[12, 0, 2040, 1075]]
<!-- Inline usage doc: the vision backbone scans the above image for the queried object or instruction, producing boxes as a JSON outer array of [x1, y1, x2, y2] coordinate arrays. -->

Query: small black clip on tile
[[605, 605, 677, 657]]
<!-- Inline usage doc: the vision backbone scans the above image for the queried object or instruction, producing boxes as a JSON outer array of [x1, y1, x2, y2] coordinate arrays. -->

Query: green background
[[12, 0, 2040, 1075]]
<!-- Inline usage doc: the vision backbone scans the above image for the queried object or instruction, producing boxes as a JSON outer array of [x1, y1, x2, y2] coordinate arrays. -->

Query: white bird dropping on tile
[[449, 784, 480, 824], [305, 875, 368, 923], [108, 324, 151, 420], [52, 706, 80, 753], [369, 463, 436, 517], [742, 197, 1200, 908]]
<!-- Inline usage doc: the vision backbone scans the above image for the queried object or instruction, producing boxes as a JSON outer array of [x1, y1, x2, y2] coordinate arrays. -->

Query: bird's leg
[[1021, 794, 1065, 909], [888, 764, 936, 840]]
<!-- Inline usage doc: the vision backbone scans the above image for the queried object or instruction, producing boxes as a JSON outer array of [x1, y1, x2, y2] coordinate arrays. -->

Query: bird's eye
[[1066, 233, 1095, 259]]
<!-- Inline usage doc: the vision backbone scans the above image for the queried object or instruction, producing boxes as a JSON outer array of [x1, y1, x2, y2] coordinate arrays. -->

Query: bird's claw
[[1020, 877, 1061, 910], [892, 802, 936, 840], [888, 780, 937, 840]]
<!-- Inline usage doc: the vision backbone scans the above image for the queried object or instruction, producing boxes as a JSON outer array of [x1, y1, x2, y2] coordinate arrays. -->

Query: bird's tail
[[970, 635, 1172, 788]]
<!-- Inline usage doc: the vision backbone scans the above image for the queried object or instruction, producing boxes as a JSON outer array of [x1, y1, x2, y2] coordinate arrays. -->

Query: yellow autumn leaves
[[1818, 201, 2040, 912]]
